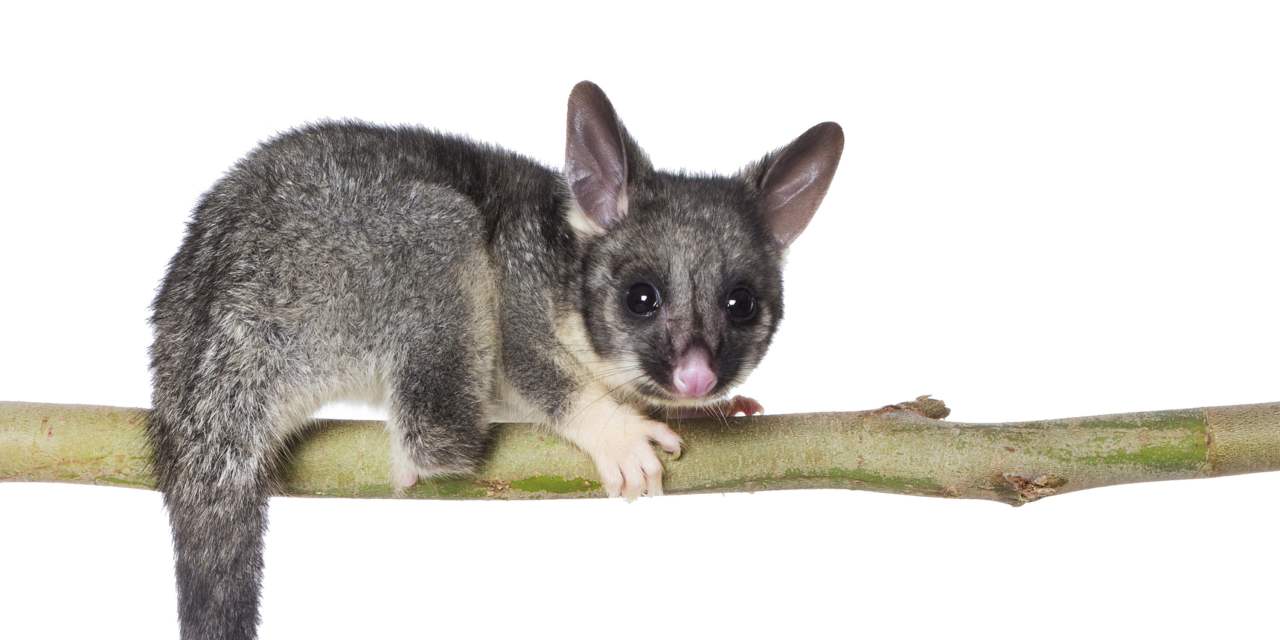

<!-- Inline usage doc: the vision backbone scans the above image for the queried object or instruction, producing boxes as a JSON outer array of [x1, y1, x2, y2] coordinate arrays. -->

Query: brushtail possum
[[148, 81, 843, 639]]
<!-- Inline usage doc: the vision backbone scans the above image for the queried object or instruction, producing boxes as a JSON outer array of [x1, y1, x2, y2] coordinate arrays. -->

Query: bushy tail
[[148, 404, 273, 640]]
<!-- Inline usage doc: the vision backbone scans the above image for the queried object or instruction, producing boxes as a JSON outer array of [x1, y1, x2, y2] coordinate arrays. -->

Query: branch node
[[478, 479, 510, 497], [1002, 472, 1068, 504], [873, 395, 951, 420]]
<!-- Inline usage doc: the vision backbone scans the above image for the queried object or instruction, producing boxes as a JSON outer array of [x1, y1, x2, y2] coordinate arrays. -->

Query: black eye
[[625, 282, 661, 316], [725, 287, 757, 322]]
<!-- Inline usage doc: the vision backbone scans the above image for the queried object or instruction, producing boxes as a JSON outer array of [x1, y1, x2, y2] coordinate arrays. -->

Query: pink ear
[[564, 81, 629, 230], [756, 122, 844, 247]]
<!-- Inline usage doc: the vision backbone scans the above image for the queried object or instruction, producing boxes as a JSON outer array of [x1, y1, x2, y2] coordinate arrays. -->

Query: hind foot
[[388, 442, 475, 494]]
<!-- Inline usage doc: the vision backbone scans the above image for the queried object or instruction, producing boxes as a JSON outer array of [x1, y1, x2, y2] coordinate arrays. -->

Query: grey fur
[[148, 81, 842, 639]]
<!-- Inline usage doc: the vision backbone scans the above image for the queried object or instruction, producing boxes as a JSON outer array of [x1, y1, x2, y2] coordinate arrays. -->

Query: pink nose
[[672, 346, 717, 398]]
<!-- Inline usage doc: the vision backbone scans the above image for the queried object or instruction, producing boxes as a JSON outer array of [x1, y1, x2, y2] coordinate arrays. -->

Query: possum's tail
[[148, 399, 275, 640]]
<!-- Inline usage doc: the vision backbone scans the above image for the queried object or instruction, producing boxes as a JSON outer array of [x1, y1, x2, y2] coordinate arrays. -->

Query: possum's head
[[564, 81, 844, 408]]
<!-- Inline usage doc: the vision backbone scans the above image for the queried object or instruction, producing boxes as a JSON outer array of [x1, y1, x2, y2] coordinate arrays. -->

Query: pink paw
[[723, 395, 764, 417]]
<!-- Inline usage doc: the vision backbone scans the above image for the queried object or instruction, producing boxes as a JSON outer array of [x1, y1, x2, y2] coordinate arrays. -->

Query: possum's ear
[[565, 81, 631, 233], [746, 122, 844, 248]]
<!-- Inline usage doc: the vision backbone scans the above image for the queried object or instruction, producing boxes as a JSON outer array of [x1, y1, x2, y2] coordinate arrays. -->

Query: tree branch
[[2, 398, 1278, 505]]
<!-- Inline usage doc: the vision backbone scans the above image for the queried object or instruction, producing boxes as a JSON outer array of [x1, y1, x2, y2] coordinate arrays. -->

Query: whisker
[[562, 371, 649, 425]]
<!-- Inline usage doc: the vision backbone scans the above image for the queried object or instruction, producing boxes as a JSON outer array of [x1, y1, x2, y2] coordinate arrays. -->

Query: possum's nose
[[672, 345, 717, 398]]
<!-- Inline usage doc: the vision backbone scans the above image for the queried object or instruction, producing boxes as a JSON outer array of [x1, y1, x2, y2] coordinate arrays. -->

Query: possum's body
[[149, 123, 576, 636], [148, 82, 842, 639]]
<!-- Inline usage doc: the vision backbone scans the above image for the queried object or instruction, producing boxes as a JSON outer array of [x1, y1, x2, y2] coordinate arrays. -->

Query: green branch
[[2, 398, 1277, 505]]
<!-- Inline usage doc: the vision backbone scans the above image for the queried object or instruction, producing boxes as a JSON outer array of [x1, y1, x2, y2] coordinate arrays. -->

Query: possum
[[147, 81, 843, 639]]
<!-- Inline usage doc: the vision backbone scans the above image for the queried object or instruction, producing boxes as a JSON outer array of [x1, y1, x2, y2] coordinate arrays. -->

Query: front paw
[[576, 417, 683, 500], [722, 395, 764, 417]]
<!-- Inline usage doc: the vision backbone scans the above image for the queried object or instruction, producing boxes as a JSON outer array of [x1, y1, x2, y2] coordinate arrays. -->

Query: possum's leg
[[494, 263, 683, 499], [150, 395, 282, 640], [387, 320, 495, 492], [554, 385, 684, 499], [388, 350, 493, 490]]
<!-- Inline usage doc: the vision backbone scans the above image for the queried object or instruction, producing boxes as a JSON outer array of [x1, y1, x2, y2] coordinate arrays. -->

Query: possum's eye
[[625, 282, 661, 316], [725, 286, 758, 322]]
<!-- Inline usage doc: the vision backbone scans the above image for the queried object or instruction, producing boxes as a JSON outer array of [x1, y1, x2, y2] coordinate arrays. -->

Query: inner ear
[[565, 81, 629, 231], [753, 122, 844, 247]]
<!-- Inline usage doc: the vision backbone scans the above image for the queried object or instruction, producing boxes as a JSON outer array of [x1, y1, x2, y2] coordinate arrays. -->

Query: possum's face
[[564, 81, 843, 407], [579, 176, 786, 405]]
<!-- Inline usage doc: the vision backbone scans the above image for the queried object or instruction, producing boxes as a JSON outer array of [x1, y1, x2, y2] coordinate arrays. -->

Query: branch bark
[[2, 398, 1278, 505]]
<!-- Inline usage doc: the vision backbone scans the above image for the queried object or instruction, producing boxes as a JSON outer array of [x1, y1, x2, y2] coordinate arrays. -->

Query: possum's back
[[148, 122, 555, 403]]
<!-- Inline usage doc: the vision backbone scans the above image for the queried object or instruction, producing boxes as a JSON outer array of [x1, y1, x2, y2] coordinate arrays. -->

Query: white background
[[2, 1, 1278, 638]]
